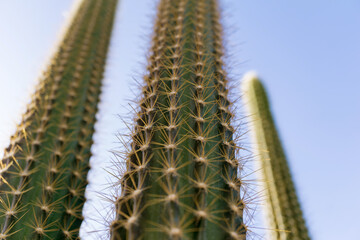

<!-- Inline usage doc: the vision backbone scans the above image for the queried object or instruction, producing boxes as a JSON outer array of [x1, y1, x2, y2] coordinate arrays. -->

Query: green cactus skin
[[111, 0, 247, 239], [0, 0, 117, 239], [242, 73, 310, 240]]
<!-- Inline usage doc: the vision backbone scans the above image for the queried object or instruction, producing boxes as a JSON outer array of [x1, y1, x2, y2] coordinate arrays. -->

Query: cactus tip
[[242, 71, 258, 84], [241, 71, 259, 97]]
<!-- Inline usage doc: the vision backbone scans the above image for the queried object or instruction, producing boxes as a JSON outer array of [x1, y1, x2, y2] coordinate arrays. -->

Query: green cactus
[[111, 0, 247, 239], [241, 73, 310, 240], [0, 0, 117, 239]]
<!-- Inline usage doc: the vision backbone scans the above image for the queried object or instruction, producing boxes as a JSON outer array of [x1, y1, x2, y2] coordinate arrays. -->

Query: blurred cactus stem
[[241, 72, 310, 240], [0, 0, 117, 239], [110, 0, 248, 239]]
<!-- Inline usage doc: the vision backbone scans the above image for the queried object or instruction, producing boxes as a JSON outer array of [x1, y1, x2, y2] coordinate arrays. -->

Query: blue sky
[[0, 0, 359, 239]]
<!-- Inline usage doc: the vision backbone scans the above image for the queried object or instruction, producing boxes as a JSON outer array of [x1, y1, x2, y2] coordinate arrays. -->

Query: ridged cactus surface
[[111, 0, 247, 239], [242, 73, 310, 240], [0, 0, 117, 239]]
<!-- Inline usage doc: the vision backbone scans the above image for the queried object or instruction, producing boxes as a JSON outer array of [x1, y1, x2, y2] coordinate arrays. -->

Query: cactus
[[111, 0, 247, 239], [0, 0, 117, 239], [241, 72, 310, 240]]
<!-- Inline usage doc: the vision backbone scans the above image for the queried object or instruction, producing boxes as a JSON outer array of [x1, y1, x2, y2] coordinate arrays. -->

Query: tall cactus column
[[0, 0, 117, 239], [242, 73, 310, 240], [111, 0, 247, 239]]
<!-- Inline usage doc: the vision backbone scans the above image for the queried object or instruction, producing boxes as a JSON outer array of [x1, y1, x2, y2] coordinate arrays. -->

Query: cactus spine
[[242, 73, 310, 240], [111, 0, 247, 239], [0, 0, 117, 239]]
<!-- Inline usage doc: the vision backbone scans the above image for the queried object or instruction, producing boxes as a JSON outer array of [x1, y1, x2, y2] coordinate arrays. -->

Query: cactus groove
[[242, 73, 310, 240], [0, 0, 117, 239], [111, 0, 247, 239]]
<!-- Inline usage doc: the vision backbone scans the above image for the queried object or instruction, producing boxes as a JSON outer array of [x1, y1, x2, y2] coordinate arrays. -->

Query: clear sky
[[0, 0, 359, 239]]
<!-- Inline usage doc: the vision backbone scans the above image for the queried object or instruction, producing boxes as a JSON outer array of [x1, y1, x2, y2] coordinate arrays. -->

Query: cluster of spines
[[111, 0, 247, 239], [210, 1, 247, 237], [0, 0, 117, 239], [242, 74, 310, 240]]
